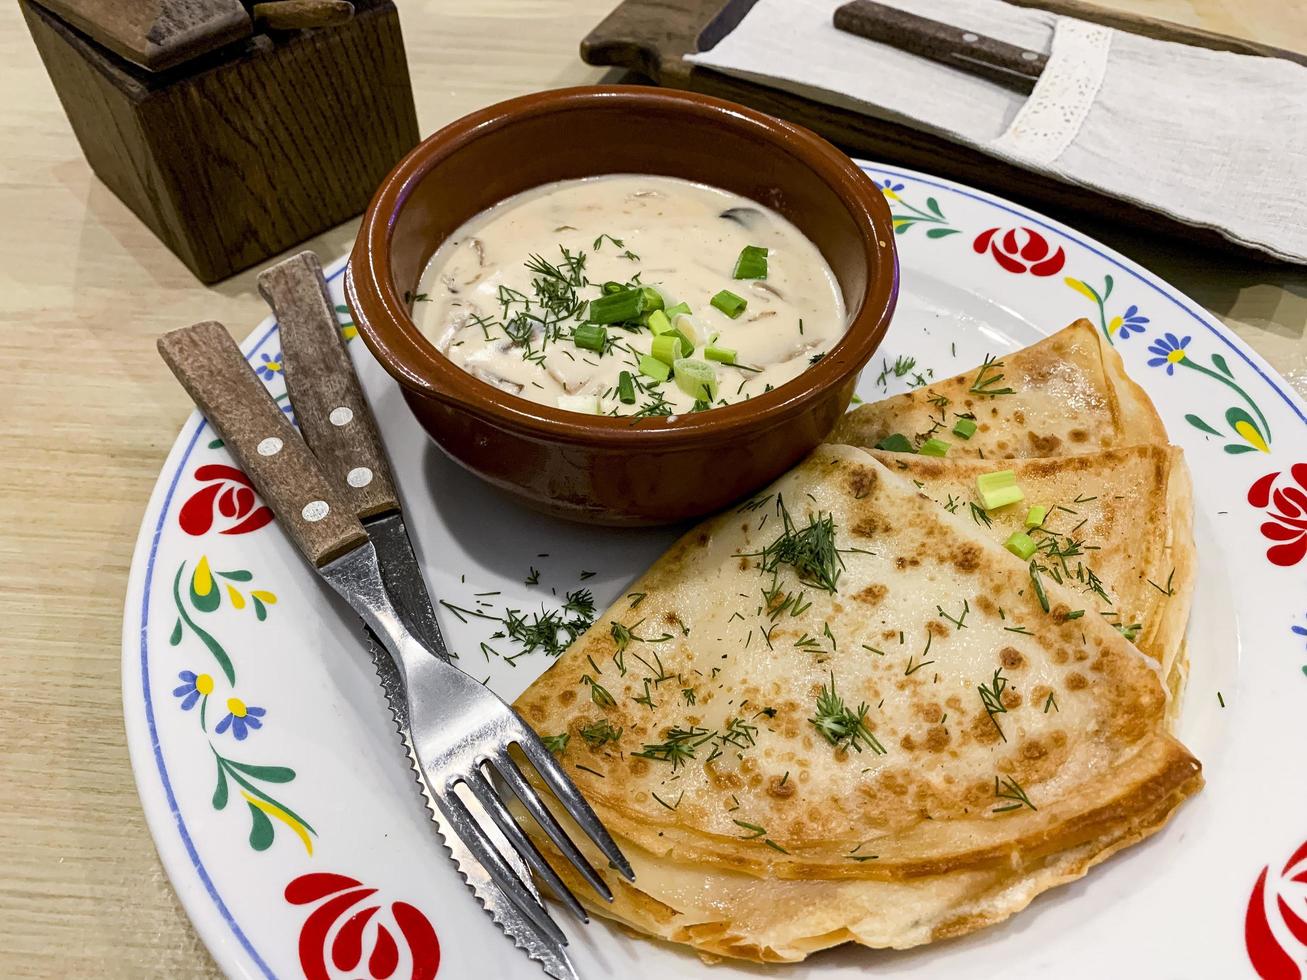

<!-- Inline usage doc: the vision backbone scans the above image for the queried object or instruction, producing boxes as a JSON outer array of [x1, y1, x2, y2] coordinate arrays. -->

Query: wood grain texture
[[158, 320, 369, 565], [581, 0, 1307, 257], [21, 0, 418, 282], [834, 0, 1047, 93], [258, 251, 401, 519], [26, 0, 251, 71], [0, 2, 1301, 977], [253, 0, 355, 31]]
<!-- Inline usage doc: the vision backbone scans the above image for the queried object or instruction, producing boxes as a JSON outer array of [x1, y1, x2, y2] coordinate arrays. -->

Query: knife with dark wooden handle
[[834, 0, 1047, 94], [257, 251, 399, 521], [158, 321, 368, 566]]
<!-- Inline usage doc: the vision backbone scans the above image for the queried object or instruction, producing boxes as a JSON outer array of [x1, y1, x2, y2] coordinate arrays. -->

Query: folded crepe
[[515, 444, 1202, 962], [869, 446, 1194, 700], [829, 319, 1166, 457]]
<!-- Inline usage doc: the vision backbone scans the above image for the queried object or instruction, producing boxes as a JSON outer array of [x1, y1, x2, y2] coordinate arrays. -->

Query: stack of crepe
[[514, 318, 1201, 963]]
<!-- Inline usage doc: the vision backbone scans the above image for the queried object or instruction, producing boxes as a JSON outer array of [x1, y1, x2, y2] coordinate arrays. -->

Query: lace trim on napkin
[[990, 18, 1112, 165]]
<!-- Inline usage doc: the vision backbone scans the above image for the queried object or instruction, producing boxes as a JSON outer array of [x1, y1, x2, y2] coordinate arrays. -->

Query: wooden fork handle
[[158, 321, 368, 567], [258, 251, 400, 521]]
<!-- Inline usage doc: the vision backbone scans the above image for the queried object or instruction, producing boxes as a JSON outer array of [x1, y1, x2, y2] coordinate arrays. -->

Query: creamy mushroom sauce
[[415, 174, 846, 417]]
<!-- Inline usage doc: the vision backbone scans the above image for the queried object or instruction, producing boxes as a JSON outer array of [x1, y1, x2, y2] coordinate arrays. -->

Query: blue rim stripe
[[139, 308, 302, 980]]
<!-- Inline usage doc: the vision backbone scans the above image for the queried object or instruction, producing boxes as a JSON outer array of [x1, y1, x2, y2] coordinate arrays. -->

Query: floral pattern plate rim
[[123, 161, 1307, 980]]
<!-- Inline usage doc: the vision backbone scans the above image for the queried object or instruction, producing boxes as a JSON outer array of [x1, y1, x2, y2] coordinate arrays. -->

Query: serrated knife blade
[[360, 513, 575, 980]]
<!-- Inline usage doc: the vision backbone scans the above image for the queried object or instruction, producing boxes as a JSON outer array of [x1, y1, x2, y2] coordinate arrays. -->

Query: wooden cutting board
[[581, 0, 1304, 262]]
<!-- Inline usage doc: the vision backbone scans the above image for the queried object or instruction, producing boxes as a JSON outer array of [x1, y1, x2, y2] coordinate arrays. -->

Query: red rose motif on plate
[[1247, 464, 1307, 567], [179, 464, 274, 536], [973, 226, 1066, 276], [1246, 838, 1307, 979], [286, 873, 440, 980]]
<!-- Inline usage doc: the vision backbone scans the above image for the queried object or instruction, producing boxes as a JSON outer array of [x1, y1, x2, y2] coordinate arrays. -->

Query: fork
[[158, 320, 634, 971]]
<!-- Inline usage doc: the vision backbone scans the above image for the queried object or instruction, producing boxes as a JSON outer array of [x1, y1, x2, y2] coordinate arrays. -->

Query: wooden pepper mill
[[20, 0, 420, 283]]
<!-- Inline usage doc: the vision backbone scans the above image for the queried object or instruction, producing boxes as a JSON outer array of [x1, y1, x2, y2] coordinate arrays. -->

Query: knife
[[257, 253, 573, 979]]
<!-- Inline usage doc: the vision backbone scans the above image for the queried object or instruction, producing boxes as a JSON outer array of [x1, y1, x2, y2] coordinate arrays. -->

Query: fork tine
[[492, 751, 613, 902], [437, 782, 570, 948], [463, 768, 590, 923], [514, 730, 636, 881]]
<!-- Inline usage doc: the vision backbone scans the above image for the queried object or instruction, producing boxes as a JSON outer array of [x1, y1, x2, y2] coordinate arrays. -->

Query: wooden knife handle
[[158, 321, 368, 567], [258, 251, 400, 521], [833, 1, 1047, 94]]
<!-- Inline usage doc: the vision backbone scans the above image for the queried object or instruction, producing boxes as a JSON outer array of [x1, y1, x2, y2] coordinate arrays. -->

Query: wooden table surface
[[1, 1, 1303, 975]]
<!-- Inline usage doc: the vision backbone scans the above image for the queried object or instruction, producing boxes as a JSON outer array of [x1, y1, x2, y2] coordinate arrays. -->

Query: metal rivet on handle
[[1021, 50, 1038, 61], [302, 500, 330, 522], [346, 466, 374, 488], [256, 436, 283, 457], [962, 31, 978, 42], [329, 406, 354, 426]]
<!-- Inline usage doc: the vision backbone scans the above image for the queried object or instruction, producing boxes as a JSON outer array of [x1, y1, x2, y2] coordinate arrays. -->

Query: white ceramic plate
[[123, 163, 1307, 980]]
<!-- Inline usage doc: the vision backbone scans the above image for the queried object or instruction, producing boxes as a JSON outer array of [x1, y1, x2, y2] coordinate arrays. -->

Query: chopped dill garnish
[[1044, 691, 1059, 713], [563, 589, 595, 618], [524, 566, 540, 586], [682, 687, 697, 705], [651, 790, 684, 811], [977, 668, 1009, 741], [810, 672, 886, 754], [893, 355, 916, 377], [937, 599, 970, 629], [581, 676, 616, 708], [633, 726, 715, 769], [969, 502, 993, 527], [993, 775, 1037, 813], [738, 494, 846, 592], [1147, 569, 1176, 596], [627, 591, 647, 608], [542, 733, 569, 754], [905, 629, 935, 675], [579, 719, 623, 747], [969, 354, 1015, 396]]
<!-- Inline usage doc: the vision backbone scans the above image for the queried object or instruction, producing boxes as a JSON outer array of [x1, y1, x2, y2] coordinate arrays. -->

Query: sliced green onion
[[1116, 623, 1142, 641], [711, 289, 748, 318], [705, 344, 737, 364], [664, 301, 691, 320], [874, 433, 915, 453], [588, 288, 644, 324], [1025, 505, 1047, 528], [977, 470, 1024, 510], [651, 334, 685, 366], [638, 355, 671, 383], [672, 313, 711, 348], [673, 358, 718, 401], [952, 417, 978, 440], [732, 245, 768, 279], [1028, 561, 1050, 613], [669, 326, 696, 358], [617, 370, 636, 404], [639, 286, 664, 312], [646, 309, 673, 335], [572, 323, 607, 352], [1004, 531, 1037, 560], [601, 280, 624, 295], [557, 393, 600, 414], [919, 437, 950, 457]]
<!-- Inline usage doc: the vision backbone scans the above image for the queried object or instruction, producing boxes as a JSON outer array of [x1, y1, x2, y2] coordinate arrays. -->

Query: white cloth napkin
[[686, 0, 1307, 262]]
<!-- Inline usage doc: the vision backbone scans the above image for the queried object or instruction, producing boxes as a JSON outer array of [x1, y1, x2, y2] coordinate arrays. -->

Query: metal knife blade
[[359, 512, 572, 976], [361, 628, 576, 980]]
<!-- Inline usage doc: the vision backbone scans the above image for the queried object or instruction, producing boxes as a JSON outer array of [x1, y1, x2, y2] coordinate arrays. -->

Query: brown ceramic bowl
[[346, 86, 898, 526]]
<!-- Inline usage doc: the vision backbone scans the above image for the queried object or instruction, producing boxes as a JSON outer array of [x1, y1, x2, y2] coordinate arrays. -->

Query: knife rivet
[[1021, 50, 1038, 60], [962, 31, 978, 42], [256, 436, 283, 457], [329, 406, 354, 427], [302, 500, 330, 522], [347, 466, 374, 488]]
